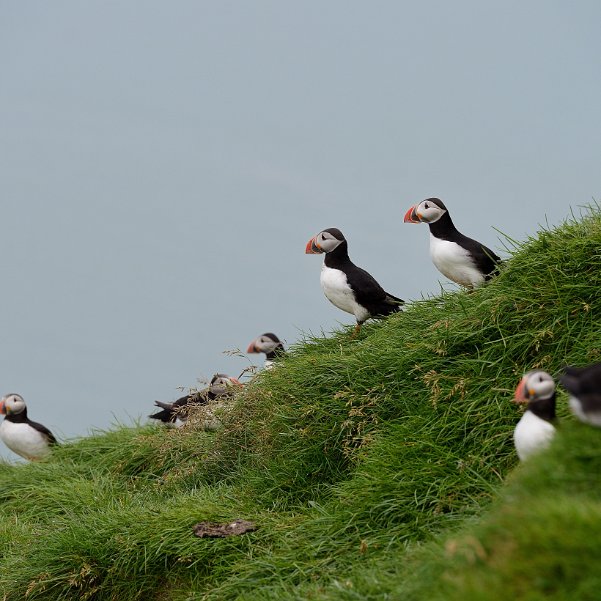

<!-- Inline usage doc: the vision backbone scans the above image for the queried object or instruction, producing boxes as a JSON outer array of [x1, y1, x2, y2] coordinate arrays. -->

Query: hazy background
[[1, 1, 599, 460]]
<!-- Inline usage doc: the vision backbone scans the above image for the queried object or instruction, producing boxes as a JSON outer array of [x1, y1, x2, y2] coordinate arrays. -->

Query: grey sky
[[1, 1, 599, 460]]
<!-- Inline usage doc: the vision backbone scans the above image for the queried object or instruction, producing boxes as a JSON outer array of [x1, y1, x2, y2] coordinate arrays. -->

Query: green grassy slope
[[1, 208, 600, 600]]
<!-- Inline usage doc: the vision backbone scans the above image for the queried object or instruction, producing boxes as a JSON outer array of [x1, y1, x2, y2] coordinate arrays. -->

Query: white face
[[254, 335, 280, 354], [415, 199, 447, 224], [524, 371, 555, 401], [1, 393, 26, 415], [209, 375, 240, 395], [315, 230, 344, 253]]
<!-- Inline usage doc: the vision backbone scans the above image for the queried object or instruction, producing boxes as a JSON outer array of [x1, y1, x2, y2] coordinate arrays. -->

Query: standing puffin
[[513, 371, 557, 461], [560, 363, 601, 427], [149, 374, 241, 426], [306, 228, 404, 334], [247, 333, 286, 369], [0, 393, 58, 460], [403, 198, 501, 287]]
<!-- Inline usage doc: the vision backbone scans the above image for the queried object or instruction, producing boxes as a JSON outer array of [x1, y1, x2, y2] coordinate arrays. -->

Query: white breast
[[0, 420, 52, 460], [320, 265, 370, 323], [513, 410, 556, 461], [429, 235, 485, 288]]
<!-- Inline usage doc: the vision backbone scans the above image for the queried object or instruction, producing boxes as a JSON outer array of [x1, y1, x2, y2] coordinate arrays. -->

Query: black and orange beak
[[305, 236, 323, 254], [513, 376, 530, 403], [228, 377, 243, 387], [247, 341, 259, 353], [0, 399, 5, 415], [403, 205, 421, 223]]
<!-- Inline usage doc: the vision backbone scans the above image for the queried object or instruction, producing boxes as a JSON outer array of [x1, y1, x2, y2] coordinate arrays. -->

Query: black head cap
[[423, 198, 447, 211], [322, 228, 346, 241], [262, 333, 281, 343]]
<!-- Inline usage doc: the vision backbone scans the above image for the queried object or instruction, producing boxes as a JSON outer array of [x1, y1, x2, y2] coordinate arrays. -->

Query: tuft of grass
[[1, 206, 601, 600]]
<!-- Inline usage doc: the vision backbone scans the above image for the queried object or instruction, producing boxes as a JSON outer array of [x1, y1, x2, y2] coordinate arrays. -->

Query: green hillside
[[1, 207, 600, 600]]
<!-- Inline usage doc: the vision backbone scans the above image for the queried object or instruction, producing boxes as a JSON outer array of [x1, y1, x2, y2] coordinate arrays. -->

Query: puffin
[[149, 374, 241, 426], [403, 198, 501, 287], [247, 333, 286, 369], [560, 363, 601, 427], [305, 228, 404, 334], [513, 370, 557, 461], [0, 393, 58, 460]]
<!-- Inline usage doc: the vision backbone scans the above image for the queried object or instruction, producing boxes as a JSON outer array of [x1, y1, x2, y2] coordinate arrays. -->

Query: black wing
[[149, 405, 176, 423], [458, 234, 502, 280], [28, 420, 58, 445], [150, 389, 211, 423], [345, 263, 404, 318]]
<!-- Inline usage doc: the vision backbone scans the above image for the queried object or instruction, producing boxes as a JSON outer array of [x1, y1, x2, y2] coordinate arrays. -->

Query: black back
[[324, 238, 404, 319]]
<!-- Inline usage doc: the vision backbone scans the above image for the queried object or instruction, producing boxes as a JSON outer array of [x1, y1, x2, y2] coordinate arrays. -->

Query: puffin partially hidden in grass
[[403, 198, 501, 287], [0, 393, 58, 460], [560, 363, 601, 427], [513, 371, 557, 461], [305, 228, 404, 334], [247, 333, 285, 369], [149, 374, 242, 426]]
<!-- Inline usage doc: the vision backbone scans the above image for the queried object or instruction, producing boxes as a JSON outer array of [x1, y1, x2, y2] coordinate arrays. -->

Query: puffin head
[[209, 374, 242, 396], [404, 198, 448, 224], [514, 371, 555, 404], [305, 228, 346, 254], [0, 393, 26, 416], [247, 333, 283, 355]]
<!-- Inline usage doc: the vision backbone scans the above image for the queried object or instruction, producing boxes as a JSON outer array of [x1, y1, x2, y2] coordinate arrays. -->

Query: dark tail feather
[[149, 408, 174, 423], [385, 293, 405, 306]]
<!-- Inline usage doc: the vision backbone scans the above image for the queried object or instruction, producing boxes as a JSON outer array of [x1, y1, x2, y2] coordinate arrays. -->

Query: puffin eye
[[424, 203, 429, 209]]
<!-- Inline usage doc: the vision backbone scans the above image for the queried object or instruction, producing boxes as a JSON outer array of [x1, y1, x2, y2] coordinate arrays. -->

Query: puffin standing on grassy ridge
[[305, 228, 404, 335], [403, 198, 501, 287], [247, 333, 286, 369], [560, 363, 601, 427], [0, 394, 58, 460], [513, 371, 557, 461], [149, 374, 242, 426]]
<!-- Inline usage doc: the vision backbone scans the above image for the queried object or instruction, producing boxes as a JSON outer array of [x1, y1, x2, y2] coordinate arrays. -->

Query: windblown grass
[[1, 206, 600, 600]]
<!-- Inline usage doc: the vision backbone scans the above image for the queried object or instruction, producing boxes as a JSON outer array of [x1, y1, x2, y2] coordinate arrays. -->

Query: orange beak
[[229, 377, 243, 387], [403, 205, 421, 223], [0, 399, 5, 415], [514, 376, 530, 403], [247, 341, 259, 353], [305, 236, 323, 254]]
